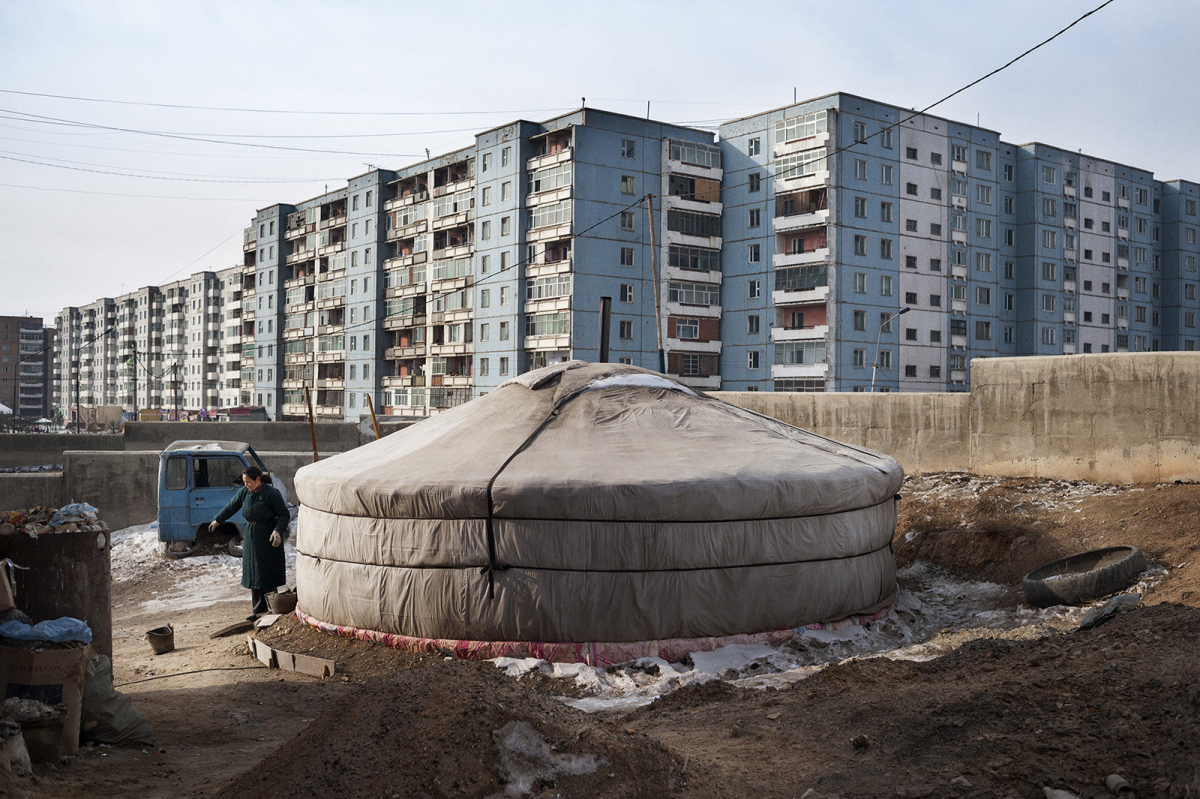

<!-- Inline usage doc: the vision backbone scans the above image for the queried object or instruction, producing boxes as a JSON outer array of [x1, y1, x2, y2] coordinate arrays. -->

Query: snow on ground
[[494, 562, 1126, 713], [110, 514, 298, 614], [901, 472, 1136, 512]]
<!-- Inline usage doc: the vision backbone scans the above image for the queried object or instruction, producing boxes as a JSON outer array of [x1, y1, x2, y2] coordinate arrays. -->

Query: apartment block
[[0, 316, 52, 418], [52, 97, 1200, 419]]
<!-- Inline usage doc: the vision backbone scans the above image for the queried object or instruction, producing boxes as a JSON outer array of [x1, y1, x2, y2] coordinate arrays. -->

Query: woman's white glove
[[208, 521, 219, 533], [270, 531, 282, 547]]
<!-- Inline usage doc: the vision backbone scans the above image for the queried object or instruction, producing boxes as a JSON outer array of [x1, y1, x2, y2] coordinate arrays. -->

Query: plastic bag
[[80, 656, 154, 745], [49, 502, 99, 528], [0, 617, 93, 644]]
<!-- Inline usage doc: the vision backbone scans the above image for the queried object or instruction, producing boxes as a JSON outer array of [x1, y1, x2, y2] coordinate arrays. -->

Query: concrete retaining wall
[[0, 433, 117, 468], [969, 353, 1200, 484], [0, 473, 63, 510], [712, 391, 970, 475]]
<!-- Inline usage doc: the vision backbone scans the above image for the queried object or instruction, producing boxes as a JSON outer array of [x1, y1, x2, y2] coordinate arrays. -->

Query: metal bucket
[[146, 624, 174, 655], [266, 590, 297, 615]]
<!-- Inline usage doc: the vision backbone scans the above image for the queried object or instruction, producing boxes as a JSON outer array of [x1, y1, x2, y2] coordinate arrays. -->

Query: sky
[[1, 0, 1196, 325]]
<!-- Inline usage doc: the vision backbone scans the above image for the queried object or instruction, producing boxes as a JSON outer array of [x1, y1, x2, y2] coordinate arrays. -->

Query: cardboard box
[[0, 645, 88, 756]]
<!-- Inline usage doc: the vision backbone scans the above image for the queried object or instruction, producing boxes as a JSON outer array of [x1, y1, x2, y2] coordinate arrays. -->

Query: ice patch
[[584, 374, 697, 396], [488, 720, 604, 799]]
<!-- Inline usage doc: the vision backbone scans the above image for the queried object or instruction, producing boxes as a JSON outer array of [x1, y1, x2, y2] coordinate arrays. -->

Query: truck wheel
[[1022, 545, 1147, 608]]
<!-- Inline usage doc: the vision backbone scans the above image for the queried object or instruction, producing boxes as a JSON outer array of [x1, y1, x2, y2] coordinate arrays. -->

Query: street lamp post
[[871, 307, 911, 392]]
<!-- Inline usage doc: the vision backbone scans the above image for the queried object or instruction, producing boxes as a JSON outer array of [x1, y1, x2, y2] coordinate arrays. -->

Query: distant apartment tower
[[0, 316, 51, 417], [716, 92, 1199, 392]]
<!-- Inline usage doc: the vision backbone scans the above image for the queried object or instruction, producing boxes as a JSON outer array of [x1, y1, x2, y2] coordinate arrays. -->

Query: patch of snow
[[584, 374, 696, 396], [489, 720, 604, 799]]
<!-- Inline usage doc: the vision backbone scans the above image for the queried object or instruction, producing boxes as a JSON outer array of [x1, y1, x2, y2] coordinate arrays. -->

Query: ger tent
[[294, 362, 903, 661]]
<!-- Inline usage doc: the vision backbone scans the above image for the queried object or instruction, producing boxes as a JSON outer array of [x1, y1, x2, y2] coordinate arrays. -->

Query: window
[[479, 323, 490, 342], [951, 144, 967, 162], [931, 152, 943, 165], [748, 137, 761, 156], [877, 350, 891, 369], [748, 244, 761, 263], [620, 247, 635, 267], [881, 164, 893, 185], [619, 320, 633, 339], [853, 349, 866, 368], [747, 315, 759, 334], [880, 202, 893, 223], [930, 259, 942, 272], [854, 159, 867, 180], [1005, 229, 1015, 246], [905, 328, 917, 341], [930, 330, 941, 342], [905, 255, 918, 270], [1187, 285, 1198, 301], [879, 312, 894, 334], [1042, 294, 1056, 312], [501, 182, 511, 201], [1188, 228, 1197, 245], [1042, 165, 1057, 184], [621, 175, 636, 195], [977, 219, 992, 238], [747, 351, 760, 369], [501, 216, 511, 236], [499, 357, 509, 376], [352, 194, 359, 211], [905, 146, 918, 160], [880, 239, 893, 259], [975, 321, 992, 340], [749, 208, 761, 228], [480, 254, 491, 274], [1042, 327, 1057, 345], [500, 286, 510, 305], [482, 186, 492, 206], [975, 150, 992, 171], [1188, 199, 1198, 216], [1042, 230, 1058, 249], [930, 223, 942, 236], [950, 319, 967, 336], [499, 322, 509, 340], [1041, 262, 1057, 281], [1004, 164, 1014, 181], [952, 178, 968, 196], [620, 211, 635, 231], [853, 310, 866, 331], [1043, 198, 1057, 217], [1102, 190, 1111, 202], [880, 128, 893, 149], [854, 121, 867, 142], [481, 153, 492, 173], [905, 219, 918, 232], [480, 220, 491, 240], [621, 139, 635, 159], [748, 173, 761, 192], [854, 197, 867, 218], [1004, 293, 1014, 311], [904, 364, 917, 377], [880, 275, 893, 296], [748, 280, 760, 299], [620, 284, 634, 303], [930, 187, 942, 201], [976, 184, 992, 205], [976, 286, 991, 306], [906, 182, 918, 196], [854, 235, 867, 256], [905, 291, 918, 304]]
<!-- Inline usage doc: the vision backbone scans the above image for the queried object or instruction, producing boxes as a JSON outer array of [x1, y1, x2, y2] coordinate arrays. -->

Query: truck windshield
[[165, 457, 187, 490]]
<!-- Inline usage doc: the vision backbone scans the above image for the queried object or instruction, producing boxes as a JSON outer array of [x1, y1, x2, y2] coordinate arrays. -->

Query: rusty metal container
[[0, 529, 112, 657]]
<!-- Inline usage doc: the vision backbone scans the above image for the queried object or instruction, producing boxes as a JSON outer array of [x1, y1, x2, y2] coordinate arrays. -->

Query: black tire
[[1022, 545, 1147, 608]]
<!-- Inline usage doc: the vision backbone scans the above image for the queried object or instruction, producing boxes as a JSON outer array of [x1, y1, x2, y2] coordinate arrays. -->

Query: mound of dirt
[[215, 659, 692, 799]]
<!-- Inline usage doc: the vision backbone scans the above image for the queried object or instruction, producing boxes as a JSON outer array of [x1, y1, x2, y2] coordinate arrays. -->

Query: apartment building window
[[930, 223, 942, 236], [748, 173, 761, 192], [619, 284, 634, 303], [879, 312, 895, 334], [499, 357, 509, 376], [480, 220, 491, 240], [854, 197, 867, 218], [1005, 229, 1015, 246], [1003, 196, 1015, 215], [905, 219, 918, 232], [501, 147, 510, 167], [853, 310, 866, 331], [1042, 327, 1057, 345], [501, 217, 511, 236], [619, 320, 633, 340], [975, 321, 992, 340], [880, 128, 893, 149], [499, 322, 509, 341], [881, 164, 893, 185], [480, 254, 490, 274], [1135, 305, 1147, 323], [976, 286, 991, 306], [905, 182, 918, 197], [905, 255, 918, 270], [930, 258, 942, 272], [1042, 166, 1057, 184], [1187, 285, 1198, 301], [1187, 199, 1198, 216], [976, 185, 992, 205], [853, 121, 867, 142], [1042, 230, 1058, 249], [621, 139, 636, 159], [749, 208, 761, 228], [880, 202, 893, 223], [976, 150, 992, 171], [905, 328, 917, 341], [1004, 164, 1014, 181], [854, 235, 867, 256], [977, 219, 992, 238], [853, 349, 866, 368], [930, 330, 942, 342], [880, 275, 893, 296], [951, 144, 967, 162], [877, 350, 892, 369], [620, 211, 635, 231], [930, 188, 942, 201], [748, 137, 761, 156], [1188, 256, 1198, 272], [620, 247, 635, 267], [747, 315, 759, 334], [500, 286, 510, 305], [499, 181, 511, 201], [854, 159, 867, 180], [1188, 228, 1198, 245], [1004, 293, 1015, 311], [479, 358, 489, 377], [748, 280, 760, 299], [853, 272, 866, 293], [1043, 198, 1057, 218], [906, 147, 918, 160], [479, 323, 490, 342], [1135, 276, 1147, 293], [880, 239, 893, 259], [931, 152, 943, 165], [482, 186, 491, 206], [904, 364, 917, 377], [748, 244, 761, 263], [621, 175, 636, 195]]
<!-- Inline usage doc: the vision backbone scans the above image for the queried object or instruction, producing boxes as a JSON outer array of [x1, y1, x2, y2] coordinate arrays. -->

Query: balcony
[[315, 377, 345, 389], [387, 220, 429, 242], [386, 344, 427, 359], [316, 405, 344, 418], [772, 324, 828, 342], [384, 189, 429, 211], [383, 374, 426, 388], [319, 214, 347, 231], [771, 362, 828, 380], [772, 248, 829, 268], [384, 314, 426, 331], [525, 147, 572, 171], [315, 349, 345, 363]]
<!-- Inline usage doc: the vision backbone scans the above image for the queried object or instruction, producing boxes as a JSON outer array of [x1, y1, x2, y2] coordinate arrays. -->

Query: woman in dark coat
[[210, 466, 290, 619]]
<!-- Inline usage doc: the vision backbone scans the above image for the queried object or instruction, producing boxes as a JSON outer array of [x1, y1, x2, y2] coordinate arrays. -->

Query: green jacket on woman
[[215, 484, 290, 590]]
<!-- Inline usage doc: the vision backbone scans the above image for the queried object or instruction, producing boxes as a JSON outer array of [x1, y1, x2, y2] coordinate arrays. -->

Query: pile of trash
[[0, 502, 109, 538]]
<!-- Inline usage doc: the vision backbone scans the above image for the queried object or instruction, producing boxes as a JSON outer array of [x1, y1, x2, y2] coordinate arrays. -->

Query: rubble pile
[[0, 502, 109, 537]]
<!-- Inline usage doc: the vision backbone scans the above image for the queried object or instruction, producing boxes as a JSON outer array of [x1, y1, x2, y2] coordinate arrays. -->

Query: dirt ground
[[23, 473, 1200, 799]]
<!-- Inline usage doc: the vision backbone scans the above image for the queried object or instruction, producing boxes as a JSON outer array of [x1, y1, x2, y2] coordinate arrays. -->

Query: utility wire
[[0, 148, 339, 182], [0, 153, 338, 184], [0, 181, 278, 202]]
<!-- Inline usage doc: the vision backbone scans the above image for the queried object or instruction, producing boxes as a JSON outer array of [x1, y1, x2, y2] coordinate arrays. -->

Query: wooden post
[[365, 394, 381, 440], [304, 386, 318, 463], [645, 194, 665, 373]]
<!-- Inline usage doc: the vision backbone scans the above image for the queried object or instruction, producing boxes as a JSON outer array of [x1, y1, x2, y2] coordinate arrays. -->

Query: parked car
[[156, 440, 287, 557]]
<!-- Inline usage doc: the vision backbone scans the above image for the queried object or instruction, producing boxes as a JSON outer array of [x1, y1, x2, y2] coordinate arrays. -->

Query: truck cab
[[157, 440, 287, 554]]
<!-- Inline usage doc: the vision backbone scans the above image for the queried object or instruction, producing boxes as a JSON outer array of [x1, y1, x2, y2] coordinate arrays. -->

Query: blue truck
[[156, 440, 287, 557]]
